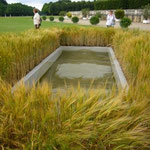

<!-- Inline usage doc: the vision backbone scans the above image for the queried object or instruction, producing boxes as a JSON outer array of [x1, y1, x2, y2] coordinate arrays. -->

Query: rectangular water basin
[[40, 50, 116, 90], [12, 46, 128, 91]]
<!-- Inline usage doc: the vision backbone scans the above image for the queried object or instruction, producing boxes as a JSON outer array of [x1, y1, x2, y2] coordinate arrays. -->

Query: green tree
[[42, 3, 50, 15], [143, 4, 150, 20], [41, 0, 94, 15], [94, 0, 150, 10], [0, 0, 7, 5], [0, 3, 6, 16], [6, 3, 33, 16], [0, 0, 7, 16], [128, 0, 150, 9], [82, 8, 90, 17]]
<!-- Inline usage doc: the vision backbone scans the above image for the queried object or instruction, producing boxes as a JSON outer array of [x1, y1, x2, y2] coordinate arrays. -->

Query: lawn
[[0, 16, 85, 33]]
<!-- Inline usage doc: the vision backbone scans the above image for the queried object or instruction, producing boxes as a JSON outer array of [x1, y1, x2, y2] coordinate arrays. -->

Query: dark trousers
[[35, 24, 41, 29], [107, 25, 114, 28]]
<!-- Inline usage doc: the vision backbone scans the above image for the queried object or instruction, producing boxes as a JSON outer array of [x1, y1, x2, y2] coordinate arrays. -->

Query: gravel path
[[55, 19, 150, 31]]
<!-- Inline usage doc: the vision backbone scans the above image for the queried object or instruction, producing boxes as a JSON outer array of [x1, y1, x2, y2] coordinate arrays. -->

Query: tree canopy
[[1, 0, 150, 16], [0, 0, 33, 16], [6, 3, 33, 16], [42, 1, 94, 15], [95, 0, 150, 10], [42, 0, 150, 15], [0, 0, 7, 5], [0, 0, 7, 16]]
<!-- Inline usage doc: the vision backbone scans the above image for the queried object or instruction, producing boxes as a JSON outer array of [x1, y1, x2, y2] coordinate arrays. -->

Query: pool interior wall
[[12, 46, 128, 92]]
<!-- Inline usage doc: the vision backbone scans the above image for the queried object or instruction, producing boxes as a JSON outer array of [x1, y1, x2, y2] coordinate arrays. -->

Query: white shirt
[[106, 14, 115, 26], [33, 13, 40, 25]]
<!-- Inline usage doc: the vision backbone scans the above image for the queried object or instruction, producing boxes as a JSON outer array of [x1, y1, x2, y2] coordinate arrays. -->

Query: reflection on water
[[40, 50, 116, 90], [56, 63, 112, 79]]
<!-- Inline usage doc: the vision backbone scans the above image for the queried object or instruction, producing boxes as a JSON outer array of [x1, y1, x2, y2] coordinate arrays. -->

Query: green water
[[40, 50, 116, 90]]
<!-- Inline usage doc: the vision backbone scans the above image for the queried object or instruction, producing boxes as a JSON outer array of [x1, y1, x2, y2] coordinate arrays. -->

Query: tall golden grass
[[60, 27, 115, 46], [0, 29, 60, 85], [0, 27, 150, 149], [0, 80, 149, 149], [0, 27, 115, 85], [113, 29, 150, 100], [0, 27, 115, 86]]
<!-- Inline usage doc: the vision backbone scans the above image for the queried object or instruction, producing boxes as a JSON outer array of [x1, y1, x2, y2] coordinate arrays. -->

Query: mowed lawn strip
[[0, 16, 88, 33]]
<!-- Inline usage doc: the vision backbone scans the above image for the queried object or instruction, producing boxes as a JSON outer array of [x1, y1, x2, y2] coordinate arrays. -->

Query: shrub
[[82, 8, 90, 17], [90, 16, 100, 25], [115, 9, 125, 19], [59, 16, 64, 22], [49, 16, 54, 21], [143, 4, 150, 20], [120, 17, 132, 28], [95, 12, 102, 18], [66, 12, 72, 18], [59, 11, 66, 16], [71, 16, 79, 23], [42, 16, 47, 21]]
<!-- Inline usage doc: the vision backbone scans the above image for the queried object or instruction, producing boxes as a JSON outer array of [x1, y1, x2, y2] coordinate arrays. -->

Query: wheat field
[[0, 27, 150, 149]]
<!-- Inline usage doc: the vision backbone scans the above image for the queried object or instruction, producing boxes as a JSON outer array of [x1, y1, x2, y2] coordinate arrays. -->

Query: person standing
[[106, 10, 116, 27], [33, 8, 41, 29]]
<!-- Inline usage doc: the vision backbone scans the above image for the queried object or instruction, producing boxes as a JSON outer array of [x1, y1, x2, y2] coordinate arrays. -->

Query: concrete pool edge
[[12, 46, 128, 91], [12, 47, 63, 92], [108, 47, 128, 89]]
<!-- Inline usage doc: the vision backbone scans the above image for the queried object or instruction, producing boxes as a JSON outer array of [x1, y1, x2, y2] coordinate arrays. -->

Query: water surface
[[40, 50, 116, 90]]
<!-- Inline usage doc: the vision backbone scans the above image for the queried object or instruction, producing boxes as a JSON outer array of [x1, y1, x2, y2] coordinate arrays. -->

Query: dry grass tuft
[[0, 80, 150, 149], [0, 27, 150, 149], [0, 29, 61, 85], [60, 27, 115, 47]]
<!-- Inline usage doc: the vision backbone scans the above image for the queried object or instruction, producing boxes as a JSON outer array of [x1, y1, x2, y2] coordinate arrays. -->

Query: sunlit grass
[[0, 28, 60, 85], [60, 26, 115, 46], [0, 17, 87, 33], [0, 27, 150, 149], [0, 80, 149, 149], [0, 27, 115, 85], [113, 29, 150, 99]]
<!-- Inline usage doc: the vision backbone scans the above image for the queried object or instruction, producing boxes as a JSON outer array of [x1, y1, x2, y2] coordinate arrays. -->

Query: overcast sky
[[7, 0, 88, 10], [7, 0, 52, 10]]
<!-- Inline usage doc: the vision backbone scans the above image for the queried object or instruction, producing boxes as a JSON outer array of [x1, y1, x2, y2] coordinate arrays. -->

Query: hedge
[[128, 0, 150, 9], [94, 0, 150, 10]]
